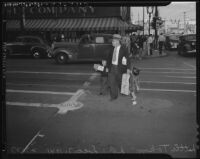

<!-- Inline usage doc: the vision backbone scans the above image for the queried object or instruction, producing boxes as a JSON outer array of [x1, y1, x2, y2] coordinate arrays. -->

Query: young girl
[[129, 66, 140, 105]]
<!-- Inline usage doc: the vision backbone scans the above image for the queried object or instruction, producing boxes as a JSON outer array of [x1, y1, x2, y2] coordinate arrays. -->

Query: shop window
[[95, 37, 104, 44]]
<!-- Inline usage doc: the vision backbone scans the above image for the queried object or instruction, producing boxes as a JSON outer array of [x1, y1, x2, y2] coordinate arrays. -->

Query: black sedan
[[177, 34, 196, 56], [4, 35, 52, 59]]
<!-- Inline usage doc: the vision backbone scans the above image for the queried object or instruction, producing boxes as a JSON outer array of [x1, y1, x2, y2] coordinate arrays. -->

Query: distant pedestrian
[[137, 35, 145, 60], [158, 33, 166, 55], [121, 34, 131, 55], [147, 34, 153, 56], [130, 34, 139, 59], [142, 35, 148, 56]]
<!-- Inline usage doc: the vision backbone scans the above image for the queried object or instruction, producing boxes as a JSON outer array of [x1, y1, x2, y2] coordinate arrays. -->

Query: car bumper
[[186, 49, 196, 54]]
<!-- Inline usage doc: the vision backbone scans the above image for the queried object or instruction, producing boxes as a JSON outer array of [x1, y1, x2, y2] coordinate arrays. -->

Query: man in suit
[[106, 34, 131, 101]]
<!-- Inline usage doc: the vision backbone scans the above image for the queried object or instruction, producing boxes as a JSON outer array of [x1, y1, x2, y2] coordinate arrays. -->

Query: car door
[[94, 35, 113, 60], [78, 35, 95, 59], [11, 37, 26, 54], [23, 38, 38, 54]]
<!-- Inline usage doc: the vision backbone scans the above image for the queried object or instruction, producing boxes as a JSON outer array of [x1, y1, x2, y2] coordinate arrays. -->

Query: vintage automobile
[[4, 35, 52, 58], [177, 34, 196, 56], [164, 34, 180, 50], [51, 34, 114, 64]]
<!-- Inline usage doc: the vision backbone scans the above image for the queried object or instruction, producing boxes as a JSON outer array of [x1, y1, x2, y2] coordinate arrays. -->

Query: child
[[129, 67, 140, 105], [94, 60, 109, 95], [99, 60, 109, 95]]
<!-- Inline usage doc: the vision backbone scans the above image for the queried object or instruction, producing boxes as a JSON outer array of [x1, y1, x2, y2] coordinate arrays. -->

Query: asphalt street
[[4, 51, 197, 158]]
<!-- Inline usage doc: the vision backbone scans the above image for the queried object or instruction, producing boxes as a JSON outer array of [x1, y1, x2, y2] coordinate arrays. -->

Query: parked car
[[51, 34, 114, 64], [164, 34, 180, 50], [177, 34, 196, 56], [4, 35, 52, 58]]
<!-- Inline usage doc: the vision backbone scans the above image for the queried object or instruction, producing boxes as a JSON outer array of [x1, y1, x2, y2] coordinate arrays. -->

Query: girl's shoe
[[132, 100, 137, 105]]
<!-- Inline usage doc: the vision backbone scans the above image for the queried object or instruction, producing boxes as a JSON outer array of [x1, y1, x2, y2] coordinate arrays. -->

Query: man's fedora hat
[[112, 34, 122, 40]]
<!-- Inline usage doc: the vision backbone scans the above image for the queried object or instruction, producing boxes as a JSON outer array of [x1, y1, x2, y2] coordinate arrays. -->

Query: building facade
[[3, 5, 141, 43]]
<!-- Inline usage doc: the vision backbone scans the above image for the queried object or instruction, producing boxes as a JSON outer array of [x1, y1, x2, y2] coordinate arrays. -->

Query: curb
[[142, 50, 168, 59]]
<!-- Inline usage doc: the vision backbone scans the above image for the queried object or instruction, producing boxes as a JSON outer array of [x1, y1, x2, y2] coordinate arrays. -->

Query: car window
[[95, 37, 104, 44], [15, 37, 24, 42], [80, 36, 92, 44], [183, 35, 196, 41], [25, 38, 40, 43], [104, 36, 113, 44], [169, 35, 179, 40]]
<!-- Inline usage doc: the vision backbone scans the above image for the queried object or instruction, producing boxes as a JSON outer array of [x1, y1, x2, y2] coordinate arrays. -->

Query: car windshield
[[183, 35, 196, 41], [15, 37, 24, 42], [169, 35, 179, 40]]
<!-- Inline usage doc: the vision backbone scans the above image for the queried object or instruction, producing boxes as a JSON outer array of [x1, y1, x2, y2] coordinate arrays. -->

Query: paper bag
[[121, 73, 130, 95], [94, 64, 104, 71], [122, 57, 127, 65]]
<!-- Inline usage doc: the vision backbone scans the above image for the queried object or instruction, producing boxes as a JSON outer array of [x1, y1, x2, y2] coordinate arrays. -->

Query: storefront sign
[[4, 7, 123, 19]]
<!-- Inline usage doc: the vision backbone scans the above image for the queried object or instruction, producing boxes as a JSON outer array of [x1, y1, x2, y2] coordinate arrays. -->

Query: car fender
[[31, 45, 46, 52], [4, 45, 13, 54], [183, 43, 191, 51], [53, 48, 74, 60]]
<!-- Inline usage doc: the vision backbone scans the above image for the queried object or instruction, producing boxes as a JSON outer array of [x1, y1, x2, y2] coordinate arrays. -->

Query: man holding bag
[[106, 34, 131, 101]]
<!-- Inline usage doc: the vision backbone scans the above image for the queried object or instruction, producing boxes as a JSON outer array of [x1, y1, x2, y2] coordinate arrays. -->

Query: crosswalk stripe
[[6, 89, 75, 95]]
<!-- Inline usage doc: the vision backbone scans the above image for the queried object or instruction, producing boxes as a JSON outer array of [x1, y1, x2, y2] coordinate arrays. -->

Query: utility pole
[[154, 6, 158, 49], [143, 7, 144, 36], [183, 11, 186, 33]]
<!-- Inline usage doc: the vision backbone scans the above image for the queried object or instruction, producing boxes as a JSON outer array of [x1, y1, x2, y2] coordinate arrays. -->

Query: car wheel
[[56, 53, 68, 64], [32, 49, 41, 59]]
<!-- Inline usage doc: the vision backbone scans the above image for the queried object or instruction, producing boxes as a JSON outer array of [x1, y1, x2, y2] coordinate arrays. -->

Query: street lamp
[[146, 6, 154, 35]]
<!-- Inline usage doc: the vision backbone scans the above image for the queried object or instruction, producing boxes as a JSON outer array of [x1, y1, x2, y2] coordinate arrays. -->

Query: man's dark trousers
[[159, 41, 164, 55], [108, 65, 122, 99]]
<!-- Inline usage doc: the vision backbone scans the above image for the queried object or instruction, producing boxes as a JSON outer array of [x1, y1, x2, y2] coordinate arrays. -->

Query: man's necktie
[[112, 47, 117, 63]]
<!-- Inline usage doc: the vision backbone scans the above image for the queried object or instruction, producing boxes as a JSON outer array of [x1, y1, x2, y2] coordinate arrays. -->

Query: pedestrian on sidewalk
[[158, 33, 166, 55], [106, 34, 131, 101], [147, 34, 153, 56], [121, 33, 131, 55], [142, 35, 148, 57], [137, 35, 145, 60], [130, 34, 139, 59]]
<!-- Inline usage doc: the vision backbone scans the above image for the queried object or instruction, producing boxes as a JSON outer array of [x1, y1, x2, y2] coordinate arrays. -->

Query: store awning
[[6, 18, 141, 32]]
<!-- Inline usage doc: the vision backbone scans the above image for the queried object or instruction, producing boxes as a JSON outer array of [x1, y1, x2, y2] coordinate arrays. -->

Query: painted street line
[[6, 89, 75, 96], [6, 83, 80, 88], [6, 102, 56, 107], [20, 72, 98, 153], [139, 67, 196, 71], [21, 131, 41, 153], [183, 62, 196, 69], [142, 71, 195, 74], [140, 81, 196, 85], [165, 76, 196, 79], [7, 71, 97, 76], [140, 88, 196, 93]]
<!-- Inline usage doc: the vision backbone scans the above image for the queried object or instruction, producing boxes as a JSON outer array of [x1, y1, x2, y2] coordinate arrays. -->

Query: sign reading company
[[4, 7, 122, 19], [5, 6, 95, 19]]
